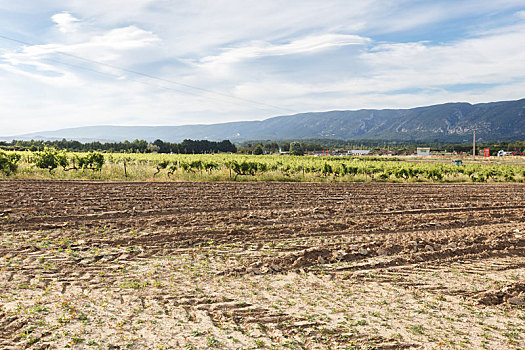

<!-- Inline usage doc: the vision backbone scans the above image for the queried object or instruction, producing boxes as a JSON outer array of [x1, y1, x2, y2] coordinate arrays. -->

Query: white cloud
[[360, 24, 525, 88], [51, 12, 80, 33], [204, 34, 368, 62], [12, 25, 159, 60], [0, 25, 160, 85], [224, 21, 525, 111], [197, 34, 369, 75], [1, 0, 525, 135], [88, 26, 160, 50], [0, 62, 80, 87]]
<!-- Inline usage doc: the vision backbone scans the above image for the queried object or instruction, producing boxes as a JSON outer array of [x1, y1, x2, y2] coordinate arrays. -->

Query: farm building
[[348, 150, 371, 156], [497, 150, 512, 156], [417, 147, 431, 156]]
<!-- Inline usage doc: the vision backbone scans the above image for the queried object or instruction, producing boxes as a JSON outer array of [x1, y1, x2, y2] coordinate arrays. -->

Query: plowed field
[[1, 180, 524, 349]]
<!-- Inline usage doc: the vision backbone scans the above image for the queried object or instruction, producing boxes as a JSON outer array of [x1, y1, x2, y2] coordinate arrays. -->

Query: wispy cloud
[[361, 24, 525, 88], [229, 22, 525, 108], [7, 25, 159, 60], [197, 34, 370, 74]]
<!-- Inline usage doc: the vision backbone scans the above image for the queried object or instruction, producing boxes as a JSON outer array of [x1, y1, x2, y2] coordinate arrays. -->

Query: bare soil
[[0, 180, 524, 349]]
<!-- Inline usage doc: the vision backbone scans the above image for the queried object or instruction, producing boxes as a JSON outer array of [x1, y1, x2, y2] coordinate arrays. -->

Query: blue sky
[[0, 0, 524, 135]]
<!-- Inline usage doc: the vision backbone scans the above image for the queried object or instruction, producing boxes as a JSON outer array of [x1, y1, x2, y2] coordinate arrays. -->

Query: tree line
[[0, 139, 236, 154], [2, 137, 525, 156], [238, 139, 525, 155]]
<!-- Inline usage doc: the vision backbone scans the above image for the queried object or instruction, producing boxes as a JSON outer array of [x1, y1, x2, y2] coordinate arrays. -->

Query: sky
[[0, 0, 524, 135]]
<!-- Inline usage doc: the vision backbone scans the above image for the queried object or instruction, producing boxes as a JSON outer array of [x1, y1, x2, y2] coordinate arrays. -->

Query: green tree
[[146, 143, 160, 153], [253, 145, 264, 155], [289, 142, 304, 156]]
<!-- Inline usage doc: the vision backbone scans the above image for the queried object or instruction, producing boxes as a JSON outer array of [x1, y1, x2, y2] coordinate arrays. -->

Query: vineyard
[[2, 149, 525, 348], [2, 149, 525, 183]]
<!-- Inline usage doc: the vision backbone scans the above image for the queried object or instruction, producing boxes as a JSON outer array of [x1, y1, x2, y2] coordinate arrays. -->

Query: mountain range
[[3, 98, 525, 143]]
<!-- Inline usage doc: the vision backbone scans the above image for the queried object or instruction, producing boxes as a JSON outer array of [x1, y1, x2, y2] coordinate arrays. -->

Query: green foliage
[[179, 160, 205, 172], [189, 160, 203, 171], [179, 161, 191, 172], [0, 138, 236, 154], [228, 160, 268, 180], [167, 162, 178, 177], [289, 142, 304, 156], [74, 152, 104, 171], [34, 147, 68, 173], [322, 163, 333, 176], [158, 160, 170, 169], [253, 145, 264, 155], [378, 172, 390, 180], [153, 160, 170, 177], [0, 151, 21, 175], [7, 149, 525, 183], [425, 169, 443, 181], [204, 161, 219, 173], [395, 168, 410, 179]]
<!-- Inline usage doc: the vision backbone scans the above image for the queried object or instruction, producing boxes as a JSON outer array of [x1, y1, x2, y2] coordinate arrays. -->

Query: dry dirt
[[0, 180, 524, 349]]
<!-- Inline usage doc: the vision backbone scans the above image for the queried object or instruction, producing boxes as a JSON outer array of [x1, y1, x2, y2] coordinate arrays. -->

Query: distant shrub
[[203, 161, 219, 173], [74, 152, 104, 171], [289, 142, 304, 156], [34, 147, 68, 173], [227, 160, 267, 180], [321, 163, 333, 176], [424, 169, 443, 181], [0, 151, 21, 175], [167, 162, 178, 177], [154, 160, 170, 177]]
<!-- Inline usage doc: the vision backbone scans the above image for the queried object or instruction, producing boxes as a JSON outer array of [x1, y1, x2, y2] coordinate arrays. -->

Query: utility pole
[[473, 130, 476, 160]]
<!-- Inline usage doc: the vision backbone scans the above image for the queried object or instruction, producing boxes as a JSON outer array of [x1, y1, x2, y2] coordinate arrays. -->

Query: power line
[[7, 50, 240, 108], [0, 33, 295, 113], [39, 55, 249, 107]]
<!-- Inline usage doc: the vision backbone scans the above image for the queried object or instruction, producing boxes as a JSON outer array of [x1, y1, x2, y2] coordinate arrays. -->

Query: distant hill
[[3, 98, 525, 143]]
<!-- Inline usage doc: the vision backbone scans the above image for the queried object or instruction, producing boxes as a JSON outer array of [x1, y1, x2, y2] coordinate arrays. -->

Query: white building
[[348, 150, 371, 156], [417, 147, 431, 156]]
